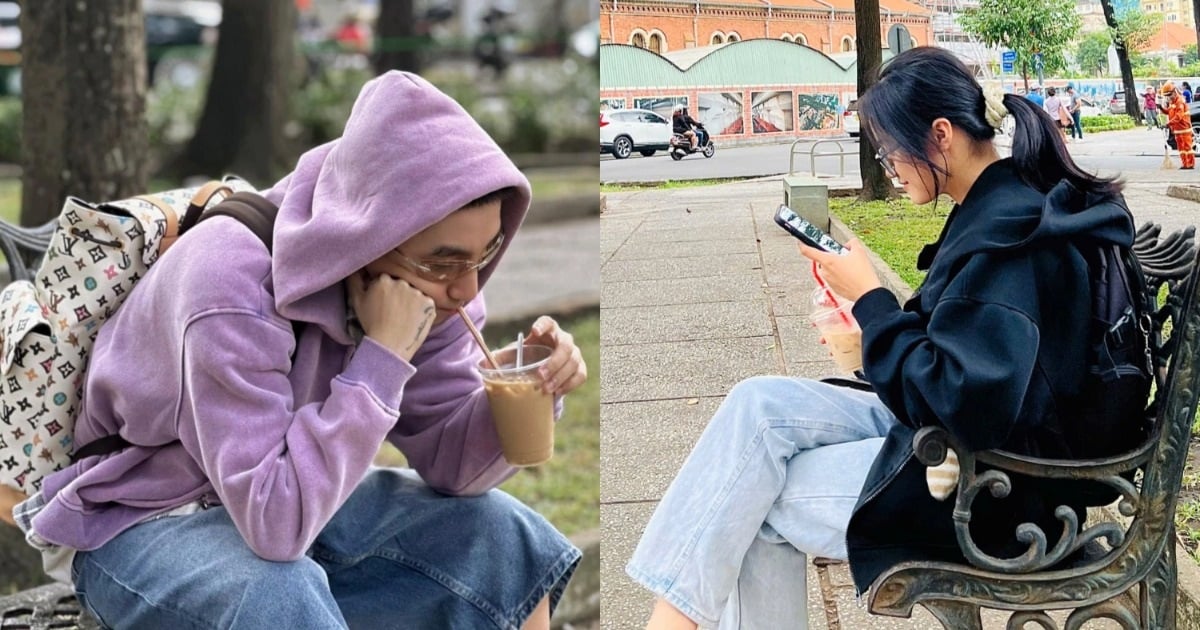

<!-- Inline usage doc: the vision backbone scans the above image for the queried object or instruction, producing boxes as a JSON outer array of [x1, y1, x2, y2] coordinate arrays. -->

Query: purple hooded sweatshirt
[[29, 72, 542, 561]]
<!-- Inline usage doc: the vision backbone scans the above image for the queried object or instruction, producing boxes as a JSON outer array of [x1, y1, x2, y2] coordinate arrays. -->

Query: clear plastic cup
[[810, 289, 863, 373], [476, 344, 555, 467]]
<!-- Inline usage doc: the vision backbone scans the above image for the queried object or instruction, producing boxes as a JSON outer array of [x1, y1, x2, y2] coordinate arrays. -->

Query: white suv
[[600, 108, 672, 159], [843, 100, 860, 137]]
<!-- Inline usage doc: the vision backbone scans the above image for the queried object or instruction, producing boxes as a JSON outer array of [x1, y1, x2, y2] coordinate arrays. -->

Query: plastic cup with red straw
[[812, 260, 853, 326]]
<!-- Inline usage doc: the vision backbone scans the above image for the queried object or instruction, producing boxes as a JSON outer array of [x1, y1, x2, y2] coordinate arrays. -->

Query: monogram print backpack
[[0, 176, 277, 494]]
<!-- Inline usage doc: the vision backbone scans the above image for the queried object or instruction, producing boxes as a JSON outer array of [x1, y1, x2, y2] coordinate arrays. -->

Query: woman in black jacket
[[626, 47, 1141, 629]]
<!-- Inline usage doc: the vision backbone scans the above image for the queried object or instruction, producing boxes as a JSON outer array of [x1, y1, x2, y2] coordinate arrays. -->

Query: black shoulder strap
[[71, 192, 288, 464], [195, 191, 279, 253]]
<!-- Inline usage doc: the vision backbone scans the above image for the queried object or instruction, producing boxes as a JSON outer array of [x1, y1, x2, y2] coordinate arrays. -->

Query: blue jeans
[[1071, 110, 1083, 139], [71, 468, 580, 629], [626, 376, 897, 628]]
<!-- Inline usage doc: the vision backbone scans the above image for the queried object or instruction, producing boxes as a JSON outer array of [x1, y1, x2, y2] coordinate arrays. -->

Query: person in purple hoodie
[[10, 71, 587, 629]]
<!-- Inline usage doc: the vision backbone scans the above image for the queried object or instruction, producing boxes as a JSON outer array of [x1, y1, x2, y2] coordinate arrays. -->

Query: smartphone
[[774, 205, 848, 255]]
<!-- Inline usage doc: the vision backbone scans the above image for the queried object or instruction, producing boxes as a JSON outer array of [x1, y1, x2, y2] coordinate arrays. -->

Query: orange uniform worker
[[1164, 81, 1195, 169]]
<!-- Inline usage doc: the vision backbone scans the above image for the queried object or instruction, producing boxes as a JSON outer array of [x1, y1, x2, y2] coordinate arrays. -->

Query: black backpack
[[1070, 244, 1154, 459]]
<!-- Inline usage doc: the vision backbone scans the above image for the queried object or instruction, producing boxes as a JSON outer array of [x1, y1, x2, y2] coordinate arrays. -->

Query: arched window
[[796, 33, 807, 46], [648, 32, 664, 53], [630, 30, 647, 48], [726, 32, 740, 42], [840, 36, 854, 52], [711, 32, 725, 45], [780, 34, 793, 42]]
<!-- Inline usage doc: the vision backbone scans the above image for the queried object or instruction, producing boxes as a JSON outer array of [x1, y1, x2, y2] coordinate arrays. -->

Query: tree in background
[[20, 0, 148, 226], [959, 0, 1081, 94], [1184, 44, 1199, 67], [1113, 10, 1164, 55], [1194, 0, 1200, 63], [374, 0, 421, 75], [855, 0, 891, 202], [173, 0, 296, 186], [1102, 0, 1143, 119], [1076, 31, 1113, 77]]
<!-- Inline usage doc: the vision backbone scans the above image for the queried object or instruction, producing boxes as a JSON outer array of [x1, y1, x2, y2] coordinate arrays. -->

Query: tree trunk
[[856, 0, 891, 202], [374, 0, 421, 75], [1194, 0, 1200, 60], [1101, 0, 1141, 120], [20, 0, 147, 227], [1022, 62, 1029, 94], [174, 0, 295, 187]]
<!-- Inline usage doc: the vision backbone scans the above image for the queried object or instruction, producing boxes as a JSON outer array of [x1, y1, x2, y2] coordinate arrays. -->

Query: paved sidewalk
[[485, 216, 599, 324], [598, 175, 1200, 628]]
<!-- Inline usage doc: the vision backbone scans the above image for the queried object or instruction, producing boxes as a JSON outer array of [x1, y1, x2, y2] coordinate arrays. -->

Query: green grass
[[374, 308, 599, 537], [829, 195, 949, 289], [600, 176, 755, 193], [528, 167, 597, 199], [0, 178, 18, 225]]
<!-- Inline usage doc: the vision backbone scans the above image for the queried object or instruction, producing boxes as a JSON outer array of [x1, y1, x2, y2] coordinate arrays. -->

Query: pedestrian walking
[[1163, 82, 1195, 169], [1065, 84, 1085, 141], [1144, 86, 1161, 129], [1043, 87, 1072, 140], [1026, 85, 1044, 108]]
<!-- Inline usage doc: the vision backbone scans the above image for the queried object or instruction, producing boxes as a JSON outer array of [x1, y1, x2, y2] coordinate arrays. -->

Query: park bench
[[814, 222, 1200, 629]]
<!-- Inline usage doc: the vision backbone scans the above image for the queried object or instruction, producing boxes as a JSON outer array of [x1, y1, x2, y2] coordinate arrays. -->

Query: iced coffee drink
[[478, 345, 555, 467], [810, 289, 863, 373]]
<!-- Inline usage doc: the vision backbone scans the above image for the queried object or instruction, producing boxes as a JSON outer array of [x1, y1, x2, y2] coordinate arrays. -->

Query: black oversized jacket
[[845, 159, 1138, 592]]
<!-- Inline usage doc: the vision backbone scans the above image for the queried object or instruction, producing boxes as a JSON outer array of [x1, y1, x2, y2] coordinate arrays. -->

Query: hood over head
[[262, 71, 531, 344]]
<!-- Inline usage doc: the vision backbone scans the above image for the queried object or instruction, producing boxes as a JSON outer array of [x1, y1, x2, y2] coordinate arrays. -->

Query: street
[[600, 128, 1183, 184]]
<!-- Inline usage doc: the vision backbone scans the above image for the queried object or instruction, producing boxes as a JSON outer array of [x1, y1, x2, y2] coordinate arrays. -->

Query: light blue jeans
[[71, 468, 581, 629], [626, 376, 898, 628]]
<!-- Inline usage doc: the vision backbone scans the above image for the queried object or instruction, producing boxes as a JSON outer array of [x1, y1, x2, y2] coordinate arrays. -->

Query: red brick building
[[600, 0, 933, 55]]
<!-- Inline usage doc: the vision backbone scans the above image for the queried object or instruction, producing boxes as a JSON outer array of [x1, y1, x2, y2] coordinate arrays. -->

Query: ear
[[930, 118, 953, 151]]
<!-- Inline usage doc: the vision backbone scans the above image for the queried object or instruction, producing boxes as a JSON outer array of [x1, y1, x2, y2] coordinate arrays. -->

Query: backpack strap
[[194, 191, 279, 253], [71, 193, 287, 464]]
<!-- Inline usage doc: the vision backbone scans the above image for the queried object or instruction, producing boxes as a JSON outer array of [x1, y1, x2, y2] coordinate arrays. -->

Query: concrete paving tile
[[601, 274, 765, 309], [607, 237, 758, 261], [602, 253, 763, 282], [622, 221, 758, 244], [599, 397, 723, 503], [601, 300, 771, 346], [768, 282, 823, 317], [775, 314, 860, 379], [600, 502, 657, 630], [601, 337, 781, 403]]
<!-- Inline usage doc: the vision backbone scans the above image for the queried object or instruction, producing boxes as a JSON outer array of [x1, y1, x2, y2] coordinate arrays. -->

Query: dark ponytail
[[859, 47, 1121, 201], [1001, 93, 1120, 197]]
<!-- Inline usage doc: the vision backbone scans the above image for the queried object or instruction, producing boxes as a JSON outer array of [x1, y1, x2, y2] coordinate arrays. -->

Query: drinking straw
[[516, 333, 524, 368], [458, 306, 500, 369], [811, 260, 853, 327]]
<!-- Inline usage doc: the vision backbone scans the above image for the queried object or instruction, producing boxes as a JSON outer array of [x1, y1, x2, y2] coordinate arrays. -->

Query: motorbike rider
[[673, 106, 698, 151], [682, 108, 708, 148]]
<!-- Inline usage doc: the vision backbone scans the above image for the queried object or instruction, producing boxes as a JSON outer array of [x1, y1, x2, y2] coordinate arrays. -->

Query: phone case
[[774, 205, 847, 255]]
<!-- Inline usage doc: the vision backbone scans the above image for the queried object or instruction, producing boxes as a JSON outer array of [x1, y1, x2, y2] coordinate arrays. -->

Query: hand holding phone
[[774, 205, 848, 255]]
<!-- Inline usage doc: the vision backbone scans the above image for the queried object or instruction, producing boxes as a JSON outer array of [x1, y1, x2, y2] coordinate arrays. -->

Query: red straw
[[812, 260, 854, 327]]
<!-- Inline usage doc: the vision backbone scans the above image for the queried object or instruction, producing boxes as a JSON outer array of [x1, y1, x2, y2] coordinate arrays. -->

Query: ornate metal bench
[[863, 222, 1200, 628]]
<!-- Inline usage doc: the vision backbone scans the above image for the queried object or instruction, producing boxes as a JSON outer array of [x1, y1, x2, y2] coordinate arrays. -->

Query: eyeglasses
[[395, 232, 505, 283], [874, 147, 899, 180]]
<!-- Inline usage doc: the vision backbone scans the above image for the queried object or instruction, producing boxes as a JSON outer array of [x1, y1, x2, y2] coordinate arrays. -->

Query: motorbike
[[669, 127, 716, 160]]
